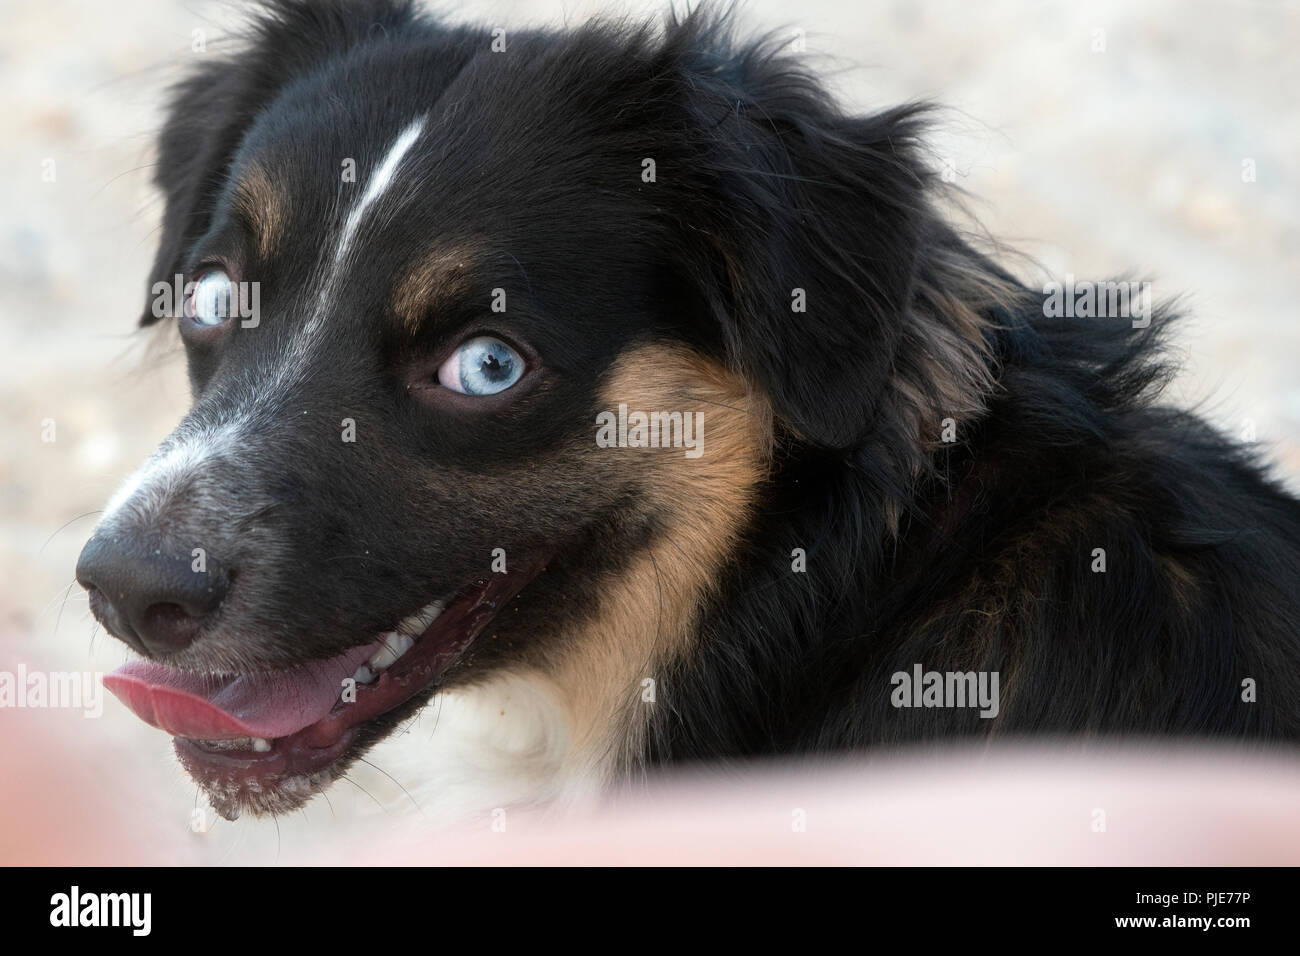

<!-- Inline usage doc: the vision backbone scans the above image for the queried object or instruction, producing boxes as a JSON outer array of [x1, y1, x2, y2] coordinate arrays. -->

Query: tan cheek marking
[[391, 246, 481, 335], [528, 344, 773, 779], [233, 164, 287, 263]]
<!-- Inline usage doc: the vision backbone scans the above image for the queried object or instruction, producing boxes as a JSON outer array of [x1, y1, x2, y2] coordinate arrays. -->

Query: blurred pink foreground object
[[3, 701, 1295, 866]]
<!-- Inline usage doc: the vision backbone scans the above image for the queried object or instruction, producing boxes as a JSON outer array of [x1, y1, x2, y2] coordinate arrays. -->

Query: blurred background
[[1, 0, 1297, 864]]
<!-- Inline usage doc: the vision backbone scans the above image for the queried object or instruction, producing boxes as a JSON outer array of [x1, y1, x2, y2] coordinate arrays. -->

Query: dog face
[[76, 2, 938, 818]]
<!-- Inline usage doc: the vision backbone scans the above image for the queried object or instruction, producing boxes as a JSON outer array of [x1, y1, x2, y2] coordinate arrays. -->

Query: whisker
[[53, 580, 80, 637], [339, 773, 386, 812], [39, 511, 103, 555], [357, 757, 423, 815], [319, 788, 337, 820]]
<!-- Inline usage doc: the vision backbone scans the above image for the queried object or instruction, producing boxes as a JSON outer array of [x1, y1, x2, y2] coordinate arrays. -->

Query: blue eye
[[186, 270, 233, 327], [437, 336, 525, 396]]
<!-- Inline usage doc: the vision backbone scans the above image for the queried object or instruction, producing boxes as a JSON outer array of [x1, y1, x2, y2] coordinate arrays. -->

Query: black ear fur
[[139, 0, 423, 325], [662, 17, 935, 449]]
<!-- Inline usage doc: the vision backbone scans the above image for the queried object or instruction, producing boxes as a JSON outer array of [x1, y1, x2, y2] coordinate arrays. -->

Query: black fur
[[654, 315, 1300, 756]]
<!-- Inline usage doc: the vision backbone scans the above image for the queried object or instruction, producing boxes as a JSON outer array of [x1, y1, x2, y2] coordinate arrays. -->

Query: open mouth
[[101, 561, 545, 818]]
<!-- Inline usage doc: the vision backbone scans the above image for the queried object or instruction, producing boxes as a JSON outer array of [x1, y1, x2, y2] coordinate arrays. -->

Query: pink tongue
[[102, 641, 383, 740]]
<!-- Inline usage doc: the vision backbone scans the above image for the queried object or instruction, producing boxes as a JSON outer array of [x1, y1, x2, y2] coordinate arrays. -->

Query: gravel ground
[[1, 0, 1296, 863]]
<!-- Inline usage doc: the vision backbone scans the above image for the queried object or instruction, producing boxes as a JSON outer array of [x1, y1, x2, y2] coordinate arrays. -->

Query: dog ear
[[139, 0, 423, 325], [664, 23, 935, 449]]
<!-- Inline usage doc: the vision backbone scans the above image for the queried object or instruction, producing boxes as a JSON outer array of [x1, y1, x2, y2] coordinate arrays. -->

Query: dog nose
[[75, 534, 229, 657]]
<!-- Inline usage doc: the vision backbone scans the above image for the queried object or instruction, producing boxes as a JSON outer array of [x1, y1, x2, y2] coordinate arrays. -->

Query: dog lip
[[165, 557, 549, 815]]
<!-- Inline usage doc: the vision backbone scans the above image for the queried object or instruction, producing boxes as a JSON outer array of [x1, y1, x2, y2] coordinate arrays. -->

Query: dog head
[[76, 0, 958, 818]]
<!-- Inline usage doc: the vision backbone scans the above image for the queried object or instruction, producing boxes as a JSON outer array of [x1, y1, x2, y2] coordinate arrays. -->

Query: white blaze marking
[[98, 426, 234, 532], [99, 119, 430, 531], [293, 114, 429, 357], [330, 116, 427, 272]]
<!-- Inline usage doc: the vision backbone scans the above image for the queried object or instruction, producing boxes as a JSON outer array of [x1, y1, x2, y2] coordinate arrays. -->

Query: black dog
[[76, 1, 1300, 820]]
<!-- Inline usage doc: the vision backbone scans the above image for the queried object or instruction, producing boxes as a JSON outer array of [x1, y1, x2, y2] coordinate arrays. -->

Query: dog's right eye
[[184, 270, 234, 328]]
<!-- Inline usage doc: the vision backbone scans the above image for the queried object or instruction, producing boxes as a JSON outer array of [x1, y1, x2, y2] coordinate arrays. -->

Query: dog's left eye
[[437, 336, 525, 395], [185, 270, 234, 327]]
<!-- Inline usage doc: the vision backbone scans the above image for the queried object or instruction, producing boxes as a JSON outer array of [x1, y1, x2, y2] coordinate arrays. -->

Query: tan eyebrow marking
[[392, 244, 484, 334], [232, 163, 288, 262]]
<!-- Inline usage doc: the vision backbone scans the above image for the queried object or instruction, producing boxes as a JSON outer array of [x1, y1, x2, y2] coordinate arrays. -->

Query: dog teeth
[[196, 736, 273, 753], [367, 631, 416, 670], [396, 601, 444, 636], [356, 604, 440, 679]]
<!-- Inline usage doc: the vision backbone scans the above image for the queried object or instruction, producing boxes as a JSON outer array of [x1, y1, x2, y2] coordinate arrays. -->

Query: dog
[[75, 0, 1300, 822]]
